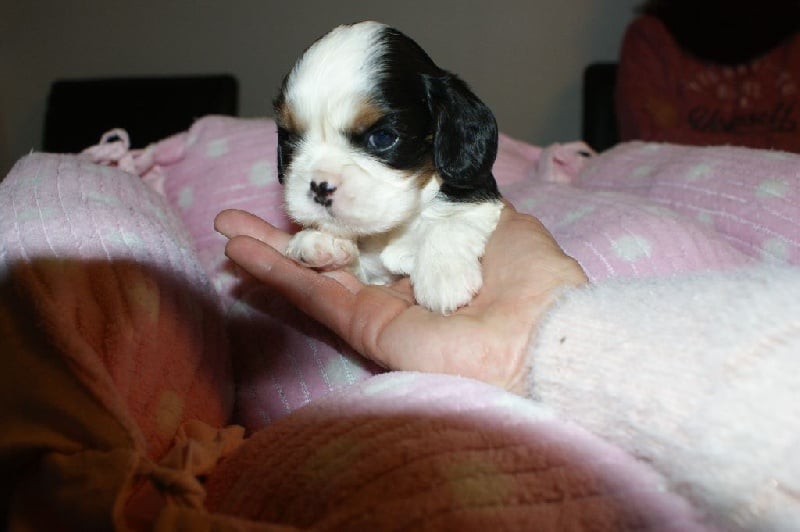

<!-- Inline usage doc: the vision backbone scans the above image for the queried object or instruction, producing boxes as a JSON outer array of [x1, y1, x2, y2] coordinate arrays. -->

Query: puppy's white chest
[[284, 200, 503, 314], [357, 232, 408, 285]]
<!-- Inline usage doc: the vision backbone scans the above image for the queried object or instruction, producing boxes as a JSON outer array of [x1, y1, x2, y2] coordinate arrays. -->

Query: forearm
[[527, 266, 800, 531]]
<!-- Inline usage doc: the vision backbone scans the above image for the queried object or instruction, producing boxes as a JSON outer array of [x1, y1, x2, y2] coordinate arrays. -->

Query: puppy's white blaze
[[284, 145, 424, 238], [286, 21, 385, 132], [283, 22, 427, 238]]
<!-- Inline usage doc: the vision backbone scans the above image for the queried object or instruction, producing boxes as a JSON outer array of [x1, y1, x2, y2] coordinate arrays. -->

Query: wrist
[[511, 274, 589, 397]]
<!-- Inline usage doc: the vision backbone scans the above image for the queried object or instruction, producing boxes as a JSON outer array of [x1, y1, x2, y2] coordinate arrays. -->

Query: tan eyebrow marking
[[350, 101, 385, 134], [275, 99, 300, 132]]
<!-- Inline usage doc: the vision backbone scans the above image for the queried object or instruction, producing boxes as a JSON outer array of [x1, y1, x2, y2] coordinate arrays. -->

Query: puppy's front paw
[[285, 229, 358, 269], [412, 258, 483, 315], [408, 200, 502, 314]]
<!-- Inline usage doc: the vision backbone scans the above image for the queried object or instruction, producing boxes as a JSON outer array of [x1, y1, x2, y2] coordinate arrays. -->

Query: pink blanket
[[4, 115, 798, 529], [107, 117, 797, 427]]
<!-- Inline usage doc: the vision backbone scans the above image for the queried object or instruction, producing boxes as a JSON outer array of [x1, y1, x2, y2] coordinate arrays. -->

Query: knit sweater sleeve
[[527, 266, 800, 531]]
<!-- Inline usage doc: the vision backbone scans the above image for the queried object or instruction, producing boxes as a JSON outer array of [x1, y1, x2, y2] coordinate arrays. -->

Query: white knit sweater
[[530, 265, 800, 531]]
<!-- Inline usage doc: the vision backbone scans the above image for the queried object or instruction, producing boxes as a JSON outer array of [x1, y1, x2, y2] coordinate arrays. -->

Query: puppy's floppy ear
[[423, 73, 500, 201], [273, 91, 293, 185], [276, 127, 288, 185]]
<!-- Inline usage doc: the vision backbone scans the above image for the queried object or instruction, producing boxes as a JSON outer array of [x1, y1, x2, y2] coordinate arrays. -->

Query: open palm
[[214, 204, 587, 394]]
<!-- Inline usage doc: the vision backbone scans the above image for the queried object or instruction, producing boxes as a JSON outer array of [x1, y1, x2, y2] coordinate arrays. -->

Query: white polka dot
[[761, 238, 790, 263], [696, 212, 715, 226], [206, 138, 229, 158], [631, 165, 653, 179], [491, 393, 556, 421], [105, 229, 145, 248], [644, 205, 677, 218], [558, 205, 595, 227], [87, 191, 122, 207], [324, 355, 362, 387], [756, 180, 789, 199], [146, 203, 170, 221], [20, 208, 56, 222], [178, 185, 194, 210], [517, 196, 542, 212], [227, 298, 252, 319], [248, 160, 276, 186], [612, 235, 652, 262], [213, 272, 236, 294], [762, 151, 792, 161], [362, 373, 419, 396], [685, 163, 713, 181]]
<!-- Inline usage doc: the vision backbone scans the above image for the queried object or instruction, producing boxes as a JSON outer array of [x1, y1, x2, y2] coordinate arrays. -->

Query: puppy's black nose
[[310, 180, 336, 207]]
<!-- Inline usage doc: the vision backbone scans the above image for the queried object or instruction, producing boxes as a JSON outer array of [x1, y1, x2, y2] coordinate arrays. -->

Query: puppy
[[274, 21, 503, 314]]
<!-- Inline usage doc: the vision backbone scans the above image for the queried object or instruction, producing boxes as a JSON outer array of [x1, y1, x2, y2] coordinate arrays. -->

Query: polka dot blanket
[[112, 116, 799, 429], [3, 115, 798, 529]]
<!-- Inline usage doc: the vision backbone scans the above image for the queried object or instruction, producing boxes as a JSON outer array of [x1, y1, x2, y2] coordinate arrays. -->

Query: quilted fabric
[[204, 372, 710, 531], [6, 117, 800, 529], [137, 117, 800, 430], [0, 154, 233, 459]]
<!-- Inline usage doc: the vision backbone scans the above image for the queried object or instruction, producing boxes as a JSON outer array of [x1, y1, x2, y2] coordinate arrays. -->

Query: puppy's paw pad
[[412, 261, 483, 314], [286, 231, 357, 269]]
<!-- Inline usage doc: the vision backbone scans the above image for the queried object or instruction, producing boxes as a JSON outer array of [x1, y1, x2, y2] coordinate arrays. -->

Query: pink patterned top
[[616, 15, 800, 152]]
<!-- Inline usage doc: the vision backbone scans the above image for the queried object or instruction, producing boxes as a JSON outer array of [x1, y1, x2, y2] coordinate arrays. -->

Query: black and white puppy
[[274, 21, 503, 314]]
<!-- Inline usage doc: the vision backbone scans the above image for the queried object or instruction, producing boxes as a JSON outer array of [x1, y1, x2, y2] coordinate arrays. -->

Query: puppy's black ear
[[273, 91, 294, 185], [276, 127, 289, 185], [423, 74, 500, 201]]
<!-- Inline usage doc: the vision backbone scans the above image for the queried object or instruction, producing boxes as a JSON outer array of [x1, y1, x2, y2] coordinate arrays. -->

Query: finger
[[319, 268, 389, 296], [226, 234, 404, 360], [384, 277, 416, 305], [225, 235, 356, 325], [325, 273, 414, 304], [226, 235, 420, 367], [500, 198, 518, 213], [214, 209, 292, 252]]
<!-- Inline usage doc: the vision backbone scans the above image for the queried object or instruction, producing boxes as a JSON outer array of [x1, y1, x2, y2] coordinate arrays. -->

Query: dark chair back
[[582, 63, 619, 152], [44, 74, 238, 152]]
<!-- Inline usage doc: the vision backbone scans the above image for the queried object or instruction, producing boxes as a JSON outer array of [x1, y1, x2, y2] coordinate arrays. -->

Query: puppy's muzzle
[[310, 180, 336, 207]]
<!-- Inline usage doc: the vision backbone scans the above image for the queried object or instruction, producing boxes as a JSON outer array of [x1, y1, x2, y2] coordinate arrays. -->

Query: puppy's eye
[[366, 128, 399, 152]]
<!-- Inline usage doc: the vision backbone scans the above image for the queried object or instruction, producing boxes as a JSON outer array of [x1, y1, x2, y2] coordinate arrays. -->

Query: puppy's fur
[[274, 21, 503, 314]]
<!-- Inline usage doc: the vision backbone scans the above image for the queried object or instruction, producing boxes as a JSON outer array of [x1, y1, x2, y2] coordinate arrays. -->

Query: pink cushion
[[139, 116, 800, 431], [0, 154, 232, 458], [204, 372, 710, 530], [145, 117, 379, 429]]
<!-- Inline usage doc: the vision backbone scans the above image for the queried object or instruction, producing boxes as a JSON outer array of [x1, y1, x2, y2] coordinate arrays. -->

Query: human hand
[[214, 204, 587, 394]]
